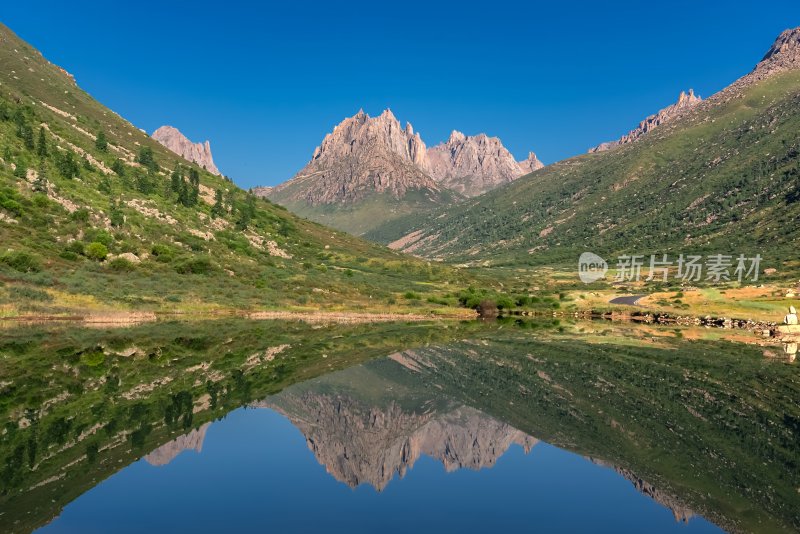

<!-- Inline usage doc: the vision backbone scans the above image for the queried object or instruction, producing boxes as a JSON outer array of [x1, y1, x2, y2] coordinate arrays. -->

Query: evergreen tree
[[235, 194, 257, 230], [211, 188, 225, 218], [178, 179, 191, 207], [137, 146, 157, 172], [36, 127, 47, 158], [95, 130, 108, 152], [170, 165, 183, 194], [32, 162, 48, 193], [109, 201, 124, 227], [111, 158, 126, 177], [98, 175, 112, 195], [188, 168, 200, 206], [56, 150, 80, 179]]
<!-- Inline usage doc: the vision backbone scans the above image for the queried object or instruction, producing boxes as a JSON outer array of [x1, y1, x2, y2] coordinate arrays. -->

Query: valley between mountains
[[1, 22, 800, 324]]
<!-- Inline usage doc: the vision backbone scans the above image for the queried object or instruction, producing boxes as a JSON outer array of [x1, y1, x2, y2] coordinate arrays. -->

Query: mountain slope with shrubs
[[0, 23, 470, 316], [389, 28, 800, 275]]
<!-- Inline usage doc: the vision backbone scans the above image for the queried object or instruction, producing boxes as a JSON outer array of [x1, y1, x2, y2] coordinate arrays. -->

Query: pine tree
[[95, 131, 108, 152], [32, 162, 48, 193], [36, 127, 47, 158], [111, 158, 126, 177], [211, 188, 225, 218], [170, 165, 183, 194], [188, 168, 200, 206]]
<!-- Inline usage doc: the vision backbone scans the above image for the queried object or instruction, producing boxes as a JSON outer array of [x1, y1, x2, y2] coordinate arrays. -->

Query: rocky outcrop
[[152, 125, 221, 176], [427, 131, 543, 196], [757, 27, 800, 74], [144, 423, 210, 466], [261, 110, 542, 206], [589, 89, 702, 153], [266, 110, 436, 205], [262, 392, 537, 490]]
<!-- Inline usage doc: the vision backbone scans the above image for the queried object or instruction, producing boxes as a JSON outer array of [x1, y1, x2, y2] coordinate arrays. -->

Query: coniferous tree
[[111, 158, 126, 177], [56, 150, 80, 179], [137, 146, 157, 173], [211, 188, 225, 218], [32, 161, 48, 193], [188, 168, 200, 206], [98, 175, 112, 195], [36, 127, 47, 158], [170, 165, 183, 194], [95, 131, 108, 152]]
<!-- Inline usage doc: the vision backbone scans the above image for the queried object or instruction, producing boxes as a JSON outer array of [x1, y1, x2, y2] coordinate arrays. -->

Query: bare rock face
[[263, 392, 537, 491], [262, 110, 543, 207], [268, 109, 436, 205], [152, 125, 221, 176], [427, 131, 543, 196], [589, 89, 702, 153], [144, 423, 210, 466], [517, 151, 545, 175], [758, 27, 800, 73]]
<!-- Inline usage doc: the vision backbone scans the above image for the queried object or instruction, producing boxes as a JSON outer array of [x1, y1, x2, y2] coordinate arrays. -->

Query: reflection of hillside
[[260, 392, 536, 490]]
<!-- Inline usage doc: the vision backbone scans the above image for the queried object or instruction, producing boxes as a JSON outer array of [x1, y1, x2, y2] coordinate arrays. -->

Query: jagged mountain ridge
[[428, 130, 544, 196], [258, 109, 542, 235], [152, 125, 221, 176], [589, 89, 702, 153], [263, 391, 536, 490]]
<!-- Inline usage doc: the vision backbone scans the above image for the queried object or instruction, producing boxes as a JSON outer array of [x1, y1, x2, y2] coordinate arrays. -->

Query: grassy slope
[[392, 70, 800, 274], [270, 184, 460, 237], [0, 23, 473, 316]]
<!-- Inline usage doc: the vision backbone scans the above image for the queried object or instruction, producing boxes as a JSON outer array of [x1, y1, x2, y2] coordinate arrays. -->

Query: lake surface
[[1, 319, 798, 533]]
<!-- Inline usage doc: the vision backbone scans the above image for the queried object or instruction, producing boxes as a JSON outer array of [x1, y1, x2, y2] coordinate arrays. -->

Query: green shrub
[[108, 258, 134, 272], [85, 242, 108, 261], [59, 251, 79, 261], [85, 229, 113, 246], [70, 208, 90, 222], [65, 241, 84, 255], [8, 286, 52, 302], [0, 251, 41, 272], [403, 291, 421, 300], [80, 351, 105, 367], [175, 256, 213, 274]]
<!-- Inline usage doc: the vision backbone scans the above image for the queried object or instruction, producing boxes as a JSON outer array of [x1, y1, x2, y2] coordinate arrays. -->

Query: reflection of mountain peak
[[144, 423, 211, 466], [262, 392, 537, 490], [590, 458, 695, 523]]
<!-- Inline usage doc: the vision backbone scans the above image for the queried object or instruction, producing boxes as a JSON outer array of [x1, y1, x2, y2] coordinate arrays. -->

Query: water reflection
[[1, 319, 798, 533]]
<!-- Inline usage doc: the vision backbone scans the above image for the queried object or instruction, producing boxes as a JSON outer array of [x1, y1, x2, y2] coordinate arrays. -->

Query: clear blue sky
[[3, 2, 797, 188]]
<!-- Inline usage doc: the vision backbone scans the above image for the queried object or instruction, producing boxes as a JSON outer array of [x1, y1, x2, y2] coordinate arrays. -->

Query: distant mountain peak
[[589, 89, 702, 153], [757, 26, 800, 71], [428, 130, 541, 196], [152, 125, 221, 176]]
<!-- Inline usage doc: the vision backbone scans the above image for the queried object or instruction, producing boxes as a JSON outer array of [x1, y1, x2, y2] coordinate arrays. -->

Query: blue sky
[[3, 2, 797, 188]]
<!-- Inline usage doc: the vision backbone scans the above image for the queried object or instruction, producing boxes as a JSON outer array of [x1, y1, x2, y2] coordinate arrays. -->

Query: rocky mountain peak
[[756, 27, 800, 73], [589, 89, 702, 153], [428, 130, 537, 196], [518, 151, 545, 174], [152, 125, 221, 176]]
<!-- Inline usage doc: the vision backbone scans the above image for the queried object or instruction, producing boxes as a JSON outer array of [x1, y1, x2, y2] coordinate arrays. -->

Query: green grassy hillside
[[272, 187, 459, 237], [390, 67, 800, 274], [0, 24, 472, 316]]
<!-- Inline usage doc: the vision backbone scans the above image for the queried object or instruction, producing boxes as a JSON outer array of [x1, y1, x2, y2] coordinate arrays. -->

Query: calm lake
[[1, 318, 797, 533]]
